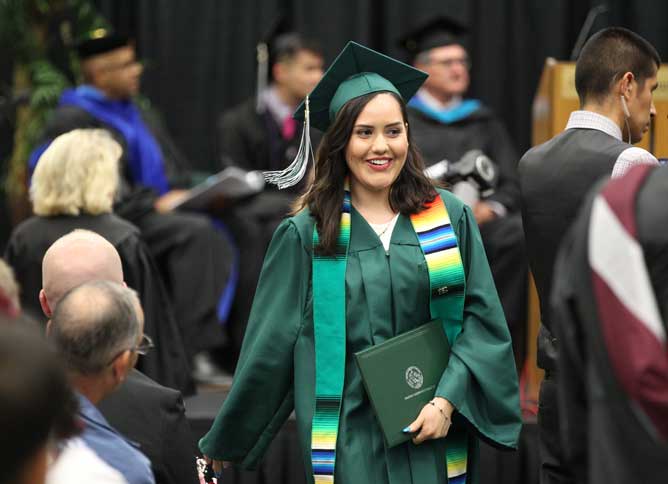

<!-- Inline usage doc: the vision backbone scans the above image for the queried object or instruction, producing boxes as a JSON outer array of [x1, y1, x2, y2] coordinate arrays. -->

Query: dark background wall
[[91, 0, 668, 174]]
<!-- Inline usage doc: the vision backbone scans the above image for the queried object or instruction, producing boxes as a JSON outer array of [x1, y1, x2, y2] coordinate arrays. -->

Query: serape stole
[[409, 196, 468, 483], [311, 190, 468, 483], [311, 191, 351, 483]]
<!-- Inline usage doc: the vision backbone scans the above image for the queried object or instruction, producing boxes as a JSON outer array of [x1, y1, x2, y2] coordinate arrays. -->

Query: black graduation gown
[[216, 97, 321, 357], [4, 213, 194, 394], [35, 103, 234, 359], [551, 175, 668, 484], [217, 97, 321, 227], [407, 104, 527, 367]]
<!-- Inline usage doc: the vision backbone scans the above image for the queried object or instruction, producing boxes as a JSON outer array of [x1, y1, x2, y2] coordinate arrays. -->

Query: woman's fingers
[[404, 412, 424, 434], [411, 402, 450, 444]]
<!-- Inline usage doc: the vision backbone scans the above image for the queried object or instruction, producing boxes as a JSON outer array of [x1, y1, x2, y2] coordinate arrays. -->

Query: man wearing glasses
[[40, 230, 199, 484], [402, 16, 528, 370], [48, 280, 155, 484]]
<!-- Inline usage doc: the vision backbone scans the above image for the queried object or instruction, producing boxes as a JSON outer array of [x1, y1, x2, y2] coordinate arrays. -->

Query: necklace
[[369, 216, 396, 238], [375, 222, 391, 237]]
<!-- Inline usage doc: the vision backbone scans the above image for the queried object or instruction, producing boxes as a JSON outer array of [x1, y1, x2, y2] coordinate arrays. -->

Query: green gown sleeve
[[435, 203, 522, 449], [198, 219, 310, 467]]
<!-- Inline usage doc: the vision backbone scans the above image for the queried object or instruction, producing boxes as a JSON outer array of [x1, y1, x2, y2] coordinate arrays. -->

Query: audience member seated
[[48, 281, 156, 484], [551, 165, 668, 484], [0, 258, 20, 318], [47, 438, 128, 484], [216, 30, 324, 359], [0, 323, 79, 484], [30, 31, 235, 383], [5, 129, 192, 393], [40, 230, 199, 484], [401, 16, 528, 369]]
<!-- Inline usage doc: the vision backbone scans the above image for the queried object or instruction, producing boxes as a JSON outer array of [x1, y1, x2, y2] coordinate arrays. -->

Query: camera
[[423, 149, 499, 195]]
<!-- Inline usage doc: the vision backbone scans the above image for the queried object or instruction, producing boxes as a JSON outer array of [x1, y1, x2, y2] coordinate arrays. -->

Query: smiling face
[[344, 92, 408, 200]]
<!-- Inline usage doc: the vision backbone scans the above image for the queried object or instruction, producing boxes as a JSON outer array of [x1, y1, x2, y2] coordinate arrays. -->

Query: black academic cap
[[255, 14, 323, 110], [256, 14, 295, 106], [399, 16, 469, 58], [261, 15, 298, 65], [76, 28, 129, 60]]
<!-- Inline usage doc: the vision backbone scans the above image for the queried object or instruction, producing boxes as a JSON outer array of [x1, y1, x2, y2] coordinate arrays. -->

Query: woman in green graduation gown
[[201, 41, 521, 484]]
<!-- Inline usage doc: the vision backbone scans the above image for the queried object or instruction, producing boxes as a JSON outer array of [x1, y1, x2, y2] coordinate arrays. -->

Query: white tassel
[[263, 96, 314, 189]]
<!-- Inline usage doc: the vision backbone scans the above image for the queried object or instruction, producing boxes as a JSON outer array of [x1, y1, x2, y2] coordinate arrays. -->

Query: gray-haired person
[[39, 229, 198, 484], [48, 281, 155, 484]]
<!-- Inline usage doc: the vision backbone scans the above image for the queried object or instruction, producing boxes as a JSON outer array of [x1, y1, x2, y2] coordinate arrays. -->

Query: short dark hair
[[0, 323, 79, 484], [50, 281, 140, 375], [294, 91, 437, 255], [575, 27, 660, 106], [271, 33, 323, 68]]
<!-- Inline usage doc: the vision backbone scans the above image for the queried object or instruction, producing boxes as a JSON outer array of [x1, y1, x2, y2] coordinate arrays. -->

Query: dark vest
[[519, 128, 628, 370]]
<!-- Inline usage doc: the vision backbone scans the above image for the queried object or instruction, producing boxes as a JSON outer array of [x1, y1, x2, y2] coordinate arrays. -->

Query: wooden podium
[[523, 59, 668, 407]]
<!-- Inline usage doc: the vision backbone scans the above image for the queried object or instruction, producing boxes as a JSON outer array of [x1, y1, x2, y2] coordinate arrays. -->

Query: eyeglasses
[[107, 334, 155, 366], [429, 57, 472, 70], [133, 334, 155, 355], [100, 58, 144, 73]]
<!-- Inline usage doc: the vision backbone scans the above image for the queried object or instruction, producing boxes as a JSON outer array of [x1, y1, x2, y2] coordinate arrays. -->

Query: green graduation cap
[[264, 41, 428, 189], [295, 40, 428, 131]]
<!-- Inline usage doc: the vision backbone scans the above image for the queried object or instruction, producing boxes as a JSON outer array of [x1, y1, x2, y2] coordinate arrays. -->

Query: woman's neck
[[349, 184, 396, 224]]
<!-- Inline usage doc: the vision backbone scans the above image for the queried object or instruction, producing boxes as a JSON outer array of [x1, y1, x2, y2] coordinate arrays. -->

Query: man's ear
[[39, 289, 52, 318], [619, 71, 635, 96], [110, 350, 133, 387], [272, 61, 287, 84]]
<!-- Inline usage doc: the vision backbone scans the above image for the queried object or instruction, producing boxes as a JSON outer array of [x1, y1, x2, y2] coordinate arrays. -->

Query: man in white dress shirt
[[518, 26, 660, 484]]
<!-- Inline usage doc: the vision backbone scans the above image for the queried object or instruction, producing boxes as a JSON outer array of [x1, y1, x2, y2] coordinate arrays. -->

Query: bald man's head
[[41, 230, 123, 314]]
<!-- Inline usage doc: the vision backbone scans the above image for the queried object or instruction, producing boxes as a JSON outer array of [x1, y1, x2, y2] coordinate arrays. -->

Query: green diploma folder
[[354, 319, 451, 447]]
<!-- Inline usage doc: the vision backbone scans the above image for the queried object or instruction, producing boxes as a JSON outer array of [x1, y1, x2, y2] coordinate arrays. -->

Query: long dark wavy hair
[[294, 91, 438, 255]]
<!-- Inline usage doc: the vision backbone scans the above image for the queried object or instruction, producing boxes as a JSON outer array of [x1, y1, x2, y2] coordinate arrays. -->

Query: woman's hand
[[203, 455, 231, 479], [404, 397, 454, 445]]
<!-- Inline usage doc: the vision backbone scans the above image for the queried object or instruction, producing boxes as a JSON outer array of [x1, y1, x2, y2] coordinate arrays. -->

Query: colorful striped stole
[[409, 196, 468, 483], [311, 191, 351, 483], [311, 190, 467, 483]]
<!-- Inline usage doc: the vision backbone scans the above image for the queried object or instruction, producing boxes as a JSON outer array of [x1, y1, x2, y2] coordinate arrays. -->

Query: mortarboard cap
[[264, 41, 427, 189], [256, 14, 292, 83], [294, 41, 428, 132], [76, 28, 129, 60], [399, 16, 469, 58]]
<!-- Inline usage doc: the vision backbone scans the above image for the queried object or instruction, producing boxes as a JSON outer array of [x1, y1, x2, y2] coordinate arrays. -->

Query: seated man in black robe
[[218, 28, 324, 226], [552, 164, 668, 484], [401, 16, 527, 369], [216, 28, 324, 356], [28, 32, 234, 383]]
